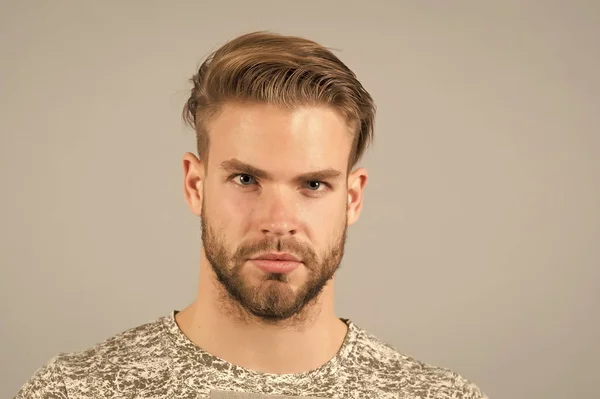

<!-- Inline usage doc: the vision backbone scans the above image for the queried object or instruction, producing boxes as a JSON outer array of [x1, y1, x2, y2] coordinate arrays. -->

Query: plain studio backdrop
[[1, 1, 599, 398]]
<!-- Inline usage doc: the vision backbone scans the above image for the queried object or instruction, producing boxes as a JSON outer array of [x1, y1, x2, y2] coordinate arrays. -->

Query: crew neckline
[[161, 310, 359, 381]]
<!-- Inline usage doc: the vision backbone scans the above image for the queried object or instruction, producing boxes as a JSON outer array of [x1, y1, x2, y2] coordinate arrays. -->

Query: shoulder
[[61, 314, 169, 372], [15, 356, 66, 399], [348, 323, 486, 398], [15, 315, 171, 398]]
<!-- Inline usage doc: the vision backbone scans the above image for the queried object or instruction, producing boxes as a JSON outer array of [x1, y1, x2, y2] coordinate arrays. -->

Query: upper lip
[[251, 252, 301, 262]]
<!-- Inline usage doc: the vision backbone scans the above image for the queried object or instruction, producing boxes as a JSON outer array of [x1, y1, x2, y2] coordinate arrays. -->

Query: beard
[[200, 205, 347, 324]]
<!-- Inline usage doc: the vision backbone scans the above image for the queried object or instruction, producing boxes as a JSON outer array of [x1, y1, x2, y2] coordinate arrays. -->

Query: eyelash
[[228, 173, 332, 192]]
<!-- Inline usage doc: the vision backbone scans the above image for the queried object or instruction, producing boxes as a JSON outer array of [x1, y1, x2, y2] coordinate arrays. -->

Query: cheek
[[303, 197, 347, 237], [217, 189, 253, 232]]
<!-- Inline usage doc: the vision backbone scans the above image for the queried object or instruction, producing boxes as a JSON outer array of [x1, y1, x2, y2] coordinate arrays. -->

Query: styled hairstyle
[[182, 31, 375, 170]]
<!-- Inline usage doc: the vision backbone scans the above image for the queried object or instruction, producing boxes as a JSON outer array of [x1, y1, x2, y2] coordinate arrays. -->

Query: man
[[16, 31, 486, 399]]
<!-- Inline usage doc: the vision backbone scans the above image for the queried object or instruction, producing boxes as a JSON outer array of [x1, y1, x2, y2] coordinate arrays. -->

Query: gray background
[[1, 1, 599, 398]]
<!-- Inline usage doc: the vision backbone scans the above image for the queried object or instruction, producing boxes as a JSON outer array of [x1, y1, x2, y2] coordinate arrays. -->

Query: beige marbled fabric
[[16, 311, 486, 398]]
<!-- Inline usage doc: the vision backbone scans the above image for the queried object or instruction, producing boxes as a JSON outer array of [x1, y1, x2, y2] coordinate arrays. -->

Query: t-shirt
[[15, 311, 486, 398]]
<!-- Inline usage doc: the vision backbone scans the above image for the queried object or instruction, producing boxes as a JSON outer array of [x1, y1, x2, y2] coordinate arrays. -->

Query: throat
[[176, 302, 348, 374]]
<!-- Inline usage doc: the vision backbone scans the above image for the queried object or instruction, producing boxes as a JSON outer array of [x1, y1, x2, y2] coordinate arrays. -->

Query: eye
[[305, 181, 326, 191], [233, 174, 257, 186]]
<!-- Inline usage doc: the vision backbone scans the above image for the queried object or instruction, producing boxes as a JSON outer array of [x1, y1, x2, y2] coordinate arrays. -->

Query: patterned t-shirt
[[15, 311, 486, 398]]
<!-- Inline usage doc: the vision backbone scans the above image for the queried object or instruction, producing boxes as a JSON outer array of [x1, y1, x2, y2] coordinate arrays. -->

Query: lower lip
[[250, 259, 302, 274]]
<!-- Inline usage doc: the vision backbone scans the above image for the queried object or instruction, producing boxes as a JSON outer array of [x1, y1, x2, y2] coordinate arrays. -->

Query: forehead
[[206, 102, 353, 172]]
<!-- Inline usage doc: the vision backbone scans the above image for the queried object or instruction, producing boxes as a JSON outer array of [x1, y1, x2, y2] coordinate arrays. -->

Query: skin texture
[[177, 102, 367, 374]]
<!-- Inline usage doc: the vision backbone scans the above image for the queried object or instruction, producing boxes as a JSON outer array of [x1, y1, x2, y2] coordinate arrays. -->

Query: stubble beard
[[200, 205, 347, 326]]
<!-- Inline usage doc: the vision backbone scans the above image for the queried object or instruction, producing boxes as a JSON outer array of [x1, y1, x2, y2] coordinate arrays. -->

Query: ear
[[183, 152, 205, 217], [347, 167, 368, 226]]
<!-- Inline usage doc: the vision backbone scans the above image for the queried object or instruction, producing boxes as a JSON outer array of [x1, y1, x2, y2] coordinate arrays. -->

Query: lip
[[251, 252, 301, 262], [250, 259, 302, 274], [249, 252, 302, 274]]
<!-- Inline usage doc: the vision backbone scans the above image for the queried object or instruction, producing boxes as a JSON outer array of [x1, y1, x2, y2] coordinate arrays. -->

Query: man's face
[[199, 103, 355, 322]]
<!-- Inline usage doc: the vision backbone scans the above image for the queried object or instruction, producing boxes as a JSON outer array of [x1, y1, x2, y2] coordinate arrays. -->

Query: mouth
[[249, 252, 303, 274]]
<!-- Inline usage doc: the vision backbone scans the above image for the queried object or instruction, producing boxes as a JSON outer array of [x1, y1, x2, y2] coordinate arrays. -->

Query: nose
[[257, 188, 299, 238]]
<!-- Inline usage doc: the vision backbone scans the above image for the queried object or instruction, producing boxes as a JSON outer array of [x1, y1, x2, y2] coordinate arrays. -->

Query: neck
[[175, 263, 348, 374]]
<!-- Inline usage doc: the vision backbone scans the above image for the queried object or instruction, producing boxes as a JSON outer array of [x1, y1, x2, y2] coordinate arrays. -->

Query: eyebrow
[[219, 158, 343, 182]]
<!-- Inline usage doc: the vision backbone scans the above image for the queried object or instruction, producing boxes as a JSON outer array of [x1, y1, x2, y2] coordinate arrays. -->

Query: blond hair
[[182, 31, 375, 170]]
